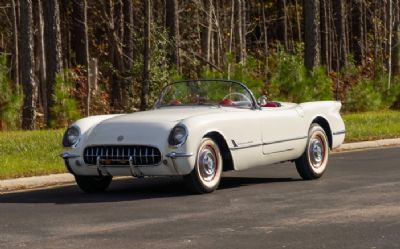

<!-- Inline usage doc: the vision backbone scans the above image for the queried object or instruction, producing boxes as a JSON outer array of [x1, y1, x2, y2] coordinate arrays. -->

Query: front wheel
[[184, 138, 223, 194], [295, 124, 329, 180], [74, 175, 112, 193]]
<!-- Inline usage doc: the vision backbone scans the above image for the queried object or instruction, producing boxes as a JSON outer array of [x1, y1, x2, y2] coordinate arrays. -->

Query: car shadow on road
[[0, 176, 299, 204], [220, 176, 300, 190]]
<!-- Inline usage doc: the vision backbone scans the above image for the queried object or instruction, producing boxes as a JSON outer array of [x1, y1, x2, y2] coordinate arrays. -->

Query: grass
[[343, 110, 400, 142], [0, 110, 399, 179], [0, 130, 65, 179]]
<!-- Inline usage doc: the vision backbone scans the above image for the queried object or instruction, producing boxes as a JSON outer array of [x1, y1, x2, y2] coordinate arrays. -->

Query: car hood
[[84, 107, 223, 146], [100, 106, 223, 124]]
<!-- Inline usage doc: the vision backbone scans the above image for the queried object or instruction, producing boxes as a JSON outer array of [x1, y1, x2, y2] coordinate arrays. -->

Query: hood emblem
[[117, 135, 124, 142]]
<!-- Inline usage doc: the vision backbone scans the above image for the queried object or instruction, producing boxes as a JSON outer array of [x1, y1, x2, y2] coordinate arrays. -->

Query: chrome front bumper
[[61, 150, 195, 177]]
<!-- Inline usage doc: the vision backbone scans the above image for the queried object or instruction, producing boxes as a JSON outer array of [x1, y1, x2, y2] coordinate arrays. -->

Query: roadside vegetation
[[343, 110, 400, 142], [0, 130, 64, 179], [0, 110, 399, 179]]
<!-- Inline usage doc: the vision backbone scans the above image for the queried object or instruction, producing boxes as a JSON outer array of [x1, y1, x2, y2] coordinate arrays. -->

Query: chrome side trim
[[229, 136, 308, 151], [229, 143, 262, 151], [60, 153, 80, 159], [333, 130, 346, 135], [262, 136, 308, 146], [166, 152, 194, 159], [265, 148, 295, 155]]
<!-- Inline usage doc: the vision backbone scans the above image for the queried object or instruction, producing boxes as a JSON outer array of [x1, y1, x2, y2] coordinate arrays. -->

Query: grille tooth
[[83, 145, 161, 166], [139, 147, 142, 165], [133, 147, 136, 164]]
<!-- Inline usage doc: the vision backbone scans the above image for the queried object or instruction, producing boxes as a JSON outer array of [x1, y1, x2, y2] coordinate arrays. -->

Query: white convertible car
[[62, 79, 345, 194]]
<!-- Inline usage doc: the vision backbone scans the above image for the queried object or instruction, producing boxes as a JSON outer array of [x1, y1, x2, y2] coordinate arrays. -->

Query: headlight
[[62, 126, 81, 147], [168, 124, 188, 146]]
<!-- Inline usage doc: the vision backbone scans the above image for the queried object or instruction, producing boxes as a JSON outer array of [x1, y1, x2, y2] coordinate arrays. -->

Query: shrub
[[130, 23, 171, 110], [269, 45, 333, 103], [0, 54, 22, 130], [345, 79, 382, 112], [50, 70, 81, 128], [345, 73, 400, 112]]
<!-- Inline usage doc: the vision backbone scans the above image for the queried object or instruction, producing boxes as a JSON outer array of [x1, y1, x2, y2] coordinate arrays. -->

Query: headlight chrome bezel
[[168, 124, 188, 147], [62, 125, 81, 148]]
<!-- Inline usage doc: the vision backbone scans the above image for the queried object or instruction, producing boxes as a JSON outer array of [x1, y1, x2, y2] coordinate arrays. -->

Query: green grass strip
[[343, 110, 400, 142], [0, 130, 65, 179]]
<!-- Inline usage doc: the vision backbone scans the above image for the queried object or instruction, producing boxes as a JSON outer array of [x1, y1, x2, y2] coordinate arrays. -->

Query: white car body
[[62, 81, 345, 181]]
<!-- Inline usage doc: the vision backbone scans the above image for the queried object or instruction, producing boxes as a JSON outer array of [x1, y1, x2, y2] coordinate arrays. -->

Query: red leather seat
[[220, 99, 234, 106], [261, 102, 280, 108]]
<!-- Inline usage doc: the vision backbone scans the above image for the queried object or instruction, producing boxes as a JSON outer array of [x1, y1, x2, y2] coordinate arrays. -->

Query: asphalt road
[[1, 147, 400, 249]]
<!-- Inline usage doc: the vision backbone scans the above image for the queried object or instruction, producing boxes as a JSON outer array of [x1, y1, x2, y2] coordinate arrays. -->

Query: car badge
[[117, 135, 124, 142]]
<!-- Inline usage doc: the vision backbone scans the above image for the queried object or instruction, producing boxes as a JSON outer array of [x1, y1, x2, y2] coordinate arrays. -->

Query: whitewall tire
[[184, 138, 223, 194], [295, 124, 329, 180]]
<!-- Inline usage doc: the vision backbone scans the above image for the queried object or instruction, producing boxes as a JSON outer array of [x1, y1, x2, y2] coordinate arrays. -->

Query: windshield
[[156, 80, 255, 109]]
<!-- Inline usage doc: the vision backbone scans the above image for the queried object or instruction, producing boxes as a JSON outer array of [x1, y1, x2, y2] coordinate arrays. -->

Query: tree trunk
[[33, 0, 47, 117], [351, 0, 364, 66], [59, 0, 70, 69], [304, 0, 320, 71], [392, 0, 400, 75], [277, 0, 288, 49], [11, 0, 19, 87], [43, 0, 63, 126], [71, 0, 89, 68], [141, 0, 151, 111], [373, 0, 379, 76], [166, 0, 180, 69], [103, 0, 125, 111], [261, 0, 269, 75], [123, 0, 133, 70], [388, 0, 393, 88], [333, 0, 347, 70], [234, 0, 243, 63], [320, 0, 329, 69], [201, 0, 213, 64], [19, 0, 38, 130], [241, 0, 247, 60], [213, 0, 222, 67], [294, 0, 302, 42], [121, 0, 134, 108]]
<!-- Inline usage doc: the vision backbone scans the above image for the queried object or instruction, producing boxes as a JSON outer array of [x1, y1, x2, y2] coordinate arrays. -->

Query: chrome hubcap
[[199, 146, 217, 182], [309, 137, 324, 168]]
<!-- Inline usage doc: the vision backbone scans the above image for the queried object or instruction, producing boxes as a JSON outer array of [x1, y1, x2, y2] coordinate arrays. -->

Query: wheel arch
[[311, 116, 333, 149], [203, 131, 235, 171]]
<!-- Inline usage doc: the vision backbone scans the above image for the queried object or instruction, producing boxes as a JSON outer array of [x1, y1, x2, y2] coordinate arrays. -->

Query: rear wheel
[[75, 175, 112, 193], [295, 124, 329, 180], [184, 138, 223, 194]]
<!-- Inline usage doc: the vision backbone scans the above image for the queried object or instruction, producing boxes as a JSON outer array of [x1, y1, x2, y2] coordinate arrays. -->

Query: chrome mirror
[[258, 95, 268, 106]]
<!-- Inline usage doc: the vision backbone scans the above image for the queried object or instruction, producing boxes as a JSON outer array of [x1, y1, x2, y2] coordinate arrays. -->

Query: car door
[[260, 103, 307, 158]]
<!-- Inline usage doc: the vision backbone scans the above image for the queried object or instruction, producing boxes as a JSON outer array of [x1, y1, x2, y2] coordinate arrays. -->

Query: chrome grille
[[83, 145, 161, 166]]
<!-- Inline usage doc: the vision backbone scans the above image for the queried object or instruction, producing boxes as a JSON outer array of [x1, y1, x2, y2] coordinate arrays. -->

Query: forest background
[[1, 0, 400, 130]]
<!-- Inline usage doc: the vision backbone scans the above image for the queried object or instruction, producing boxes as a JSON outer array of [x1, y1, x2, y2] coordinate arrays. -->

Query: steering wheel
[[222, 92, 252, 104]]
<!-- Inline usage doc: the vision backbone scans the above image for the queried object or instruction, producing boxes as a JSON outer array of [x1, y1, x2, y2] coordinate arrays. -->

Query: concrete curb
[[0, 173, 74, 194], [332, 138, 400, 152], [1, 138, 400, 193]]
